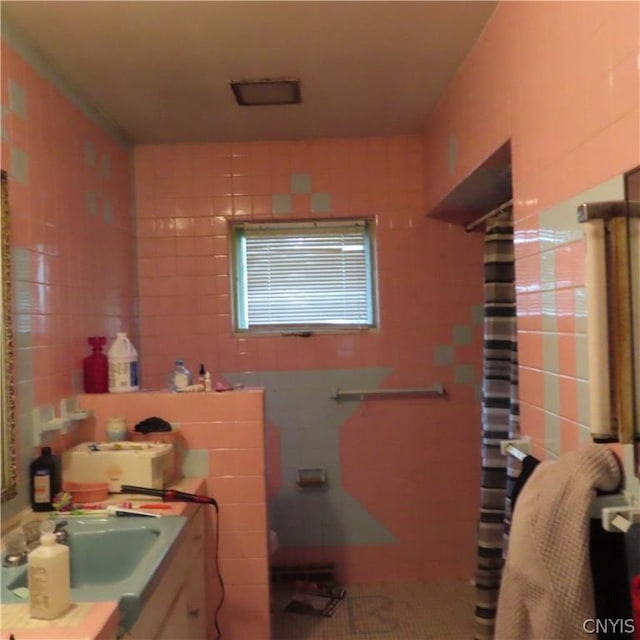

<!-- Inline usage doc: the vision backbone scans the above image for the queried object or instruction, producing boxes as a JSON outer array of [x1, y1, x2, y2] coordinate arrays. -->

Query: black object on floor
[[271, 563, 335, 586]]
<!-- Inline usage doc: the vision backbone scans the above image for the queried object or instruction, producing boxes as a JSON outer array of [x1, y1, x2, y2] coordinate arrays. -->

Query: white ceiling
[[1, 1, 497, 145]]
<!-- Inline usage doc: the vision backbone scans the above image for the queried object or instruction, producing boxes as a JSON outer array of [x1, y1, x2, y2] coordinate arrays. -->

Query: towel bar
[[601, 505, 640, 533], [331, 384, 445, 401]]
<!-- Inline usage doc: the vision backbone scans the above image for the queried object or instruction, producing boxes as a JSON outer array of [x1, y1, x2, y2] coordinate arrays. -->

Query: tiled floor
[[271, 580, 475, 639]]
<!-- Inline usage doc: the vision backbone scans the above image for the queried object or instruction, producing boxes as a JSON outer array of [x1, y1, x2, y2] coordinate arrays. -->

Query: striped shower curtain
[[473, 211, 520, 640]]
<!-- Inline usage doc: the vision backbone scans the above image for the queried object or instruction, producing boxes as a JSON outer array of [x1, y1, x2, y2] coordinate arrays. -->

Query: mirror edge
[[1, 168, 17, 503]]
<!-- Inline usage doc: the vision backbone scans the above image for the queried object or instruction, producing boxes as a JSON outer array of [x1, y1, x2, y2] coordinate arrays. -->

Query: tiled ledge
[[78, 387, 264, 440]]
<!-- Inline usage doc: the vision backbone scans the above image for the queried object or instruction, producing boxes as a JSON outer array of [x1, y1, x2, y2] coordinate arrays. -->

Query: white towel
[[495, 444, 621, 640]]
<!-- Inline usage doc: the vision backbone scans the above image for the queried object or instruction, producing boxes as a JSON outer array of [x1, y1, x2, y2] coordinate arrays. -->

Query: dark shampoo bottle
[[30, 447, 62, 512]]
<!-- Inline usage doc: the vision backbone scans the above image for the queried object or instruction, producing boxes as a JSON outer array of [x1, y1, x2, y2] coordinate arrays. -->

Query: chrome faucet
[[2, 519, 68, 567]]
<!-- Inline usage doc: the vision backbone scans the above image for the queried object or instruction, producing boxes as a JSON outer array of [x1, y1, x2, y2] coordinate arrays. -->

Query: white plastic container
[[105, 416, 128, 441], [62, 441, 175, 492], [168, 359, 191, 392], [28, 521, 70, 619], [108, 332, 139, 393]]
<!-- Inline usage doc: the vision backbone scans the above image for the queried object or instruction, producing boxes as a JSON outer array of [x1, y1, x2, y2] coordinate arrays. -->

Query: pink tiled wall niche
[[423, 0, 640, 489], [134, 138, 486, 582]]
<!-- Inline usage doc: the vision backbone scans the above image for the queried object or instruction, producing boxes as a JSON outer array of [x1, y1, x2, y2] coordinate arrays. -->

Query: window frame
[[230, 218, 378, 334]]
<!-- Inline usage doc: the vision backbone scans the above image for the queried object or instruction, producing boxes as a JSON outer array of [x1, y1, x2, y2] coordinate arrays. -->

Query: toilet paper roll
[[296, 467, 327, 488]]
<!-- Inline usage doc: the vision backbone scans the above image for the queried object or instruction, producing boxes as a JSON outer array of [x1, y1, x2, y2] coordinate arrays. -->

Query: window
[[231, 219, 377, 332]]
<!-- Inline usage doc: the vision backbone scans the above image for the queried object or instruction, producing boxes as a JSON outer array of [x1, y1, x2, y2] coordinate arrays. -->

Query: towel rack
[[589, 493, 639, 533], [331, 384, 445, 401], [500, 437, 638, 534], [600, 504, 640, 533], [500, 437, 532, 461]]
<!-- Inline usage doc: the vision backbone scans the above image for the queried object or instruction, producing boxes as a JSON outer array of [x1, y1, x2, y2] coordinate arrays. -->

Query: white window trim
[[231, 218, 378, 334]]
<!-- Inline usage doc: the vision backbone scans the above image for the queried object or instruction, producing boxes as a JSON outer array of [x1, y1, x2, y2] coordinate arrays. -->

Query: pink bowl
[[63, 481, 109, 504]]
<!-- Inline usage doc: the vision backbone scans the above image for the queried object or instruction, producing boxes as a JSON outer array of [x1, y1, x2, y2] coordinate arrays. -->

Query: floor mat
[[271, 579, 476, 640]]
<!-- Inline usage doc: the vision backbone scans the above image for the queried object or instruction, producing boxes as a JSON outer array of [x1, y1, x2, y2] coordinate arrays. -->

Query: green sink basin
[[1, 515, 187, 630]]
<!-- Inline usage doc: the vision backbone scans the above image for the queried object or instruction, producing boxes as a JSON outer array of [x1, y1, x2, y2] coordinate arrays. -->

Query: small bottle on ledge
[[168, 359, 192, 392], [83, 336, 108, 393]]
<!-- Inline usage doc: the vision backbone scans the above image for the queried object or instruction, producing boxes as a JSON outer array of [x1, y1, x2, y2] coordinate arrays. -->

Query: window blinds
[[235, 220, 374, 330]]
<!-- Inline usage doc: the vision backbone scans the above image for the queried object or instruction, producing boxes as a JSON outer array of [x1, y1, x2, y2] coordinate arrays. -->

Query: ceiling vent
[[230, 78, 301, 106]]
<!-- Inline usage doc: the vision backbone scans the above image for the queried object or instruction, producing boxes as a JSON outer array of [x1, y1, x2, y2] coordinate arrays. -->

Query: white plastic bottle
[[168, 359, 191, 392], [108, 332, 139, 393], [28, 521, 71, 619]]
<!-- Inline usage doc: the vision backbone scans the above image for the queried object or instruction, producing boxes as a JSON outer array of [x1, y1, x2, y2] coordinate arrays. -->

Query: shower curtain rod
[[465, 199, 513, 232]]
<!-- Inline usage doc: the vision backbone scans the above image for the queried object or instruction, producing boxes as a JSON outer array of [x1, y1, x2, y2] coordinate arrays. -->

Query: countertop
[[0, 478, 206, 640]]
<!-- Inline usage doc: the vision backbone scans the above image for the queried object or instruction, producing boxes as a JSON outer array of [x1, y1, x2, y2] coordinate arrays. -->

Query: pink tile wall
[[78, 390, 270, 640], [134, 137, 481, 388], [134, 137, 485, 582], [1, 37, 135, 516], [423, 1, 640, 462]]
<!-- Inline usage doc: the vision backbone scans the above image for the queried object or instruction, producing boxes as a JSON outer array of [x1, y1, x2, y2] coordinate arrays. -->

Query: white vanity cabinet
[[127, 507, 207, 639]]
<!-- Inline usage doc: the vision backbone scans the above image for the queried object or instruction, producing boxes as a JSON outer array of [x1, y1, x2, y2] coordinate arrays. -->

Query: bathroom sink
[[1, 515, 187, 630]]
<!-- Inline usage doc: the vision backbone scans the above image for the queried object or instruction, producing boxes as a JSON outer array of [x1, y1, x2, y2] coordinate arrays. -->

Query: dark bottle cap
[[41, 446, 52, 456]]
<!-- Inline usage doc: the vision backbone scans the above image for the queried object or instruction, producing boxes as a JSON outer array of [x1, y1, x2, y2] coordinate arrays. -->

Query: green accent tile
[[103, 201, 113, 224], [577, 379, 590, 428], [290, 173, 312, 194], [9, 79, 26, 118], [577, 425, 592, 445], [16, 347, 33, 381], [544, 411, 561, 455], [537, 176, 623, 251], [84, 140, 96, 167], [575, 333, 589, 380], [574, 288, 587, 333], [12, 247, 31, 282], [452, 324, 472, 346], [454, 364, 475, 385], [471, 305, 484, 326], [434, 344, 454, 366], [86, 191, 97, 217], [542, 333, 559, 374], [541, 290, 557, 332], [538, 206, 582, 251], [182, 449, 209, 477], [271, 194, 292, 214], [585, 175, 625, 200], [474, 384, 483, 403], [311, 192, 332, 213], [101, 153, 111, 180], [540, 251, 556, 291], [543, 372, 560, 415], [10, 147, 28, 183], [14, 313, 32, 346], [1, 108, 9, 141]]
